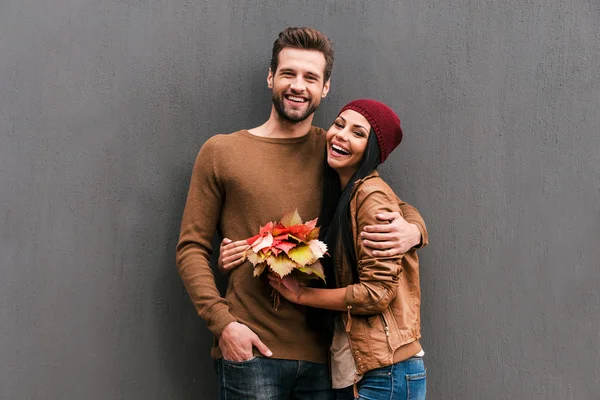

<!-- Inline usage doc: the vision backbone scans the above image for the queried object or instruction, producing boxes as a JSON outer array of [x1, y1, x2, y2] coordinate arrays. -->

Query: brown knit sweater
[[176, 127, 427, 363]]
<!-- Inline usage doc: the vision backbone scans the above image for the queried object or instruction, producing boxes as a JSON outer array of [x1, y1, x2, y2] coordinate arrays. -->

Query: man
[[176, 27, 427, 399]]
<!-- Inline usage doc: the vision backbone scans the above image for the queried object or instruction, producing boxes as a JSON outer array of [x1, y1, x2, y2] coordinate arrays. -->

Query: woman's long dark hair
[[307, 130, 381, 337]]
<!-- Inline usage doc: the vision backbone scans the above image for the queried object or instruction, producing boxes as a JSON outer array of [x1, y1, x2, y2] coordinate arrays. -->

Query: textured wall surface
[[1, 1, 599, 399]]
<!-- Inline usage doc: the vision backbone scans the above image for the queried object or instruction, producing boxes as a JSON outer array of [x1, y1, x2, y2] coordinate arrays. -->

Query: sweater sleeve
[[175, 137, 236, 337], [345, 184, 404, 314], [397, 196, 429, 249]]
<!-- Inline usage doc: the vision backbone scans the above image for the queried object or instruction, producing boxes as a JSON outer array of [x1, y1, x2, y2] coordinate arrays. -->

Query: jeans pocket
[[406, 370, 426, 400], [222, 356, 258, 366]]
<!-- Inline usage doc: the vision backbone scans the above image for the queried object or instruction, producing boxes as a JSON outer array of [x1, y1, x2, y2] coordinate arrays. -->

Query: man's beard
[[272, 93, 319, 123]]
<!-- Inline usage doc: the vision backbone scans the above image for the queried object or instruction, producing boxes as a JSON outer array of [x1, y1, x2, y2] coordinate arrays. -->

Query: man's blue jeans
[[215, 356, 334, 400], [334, 357, 427, 400]]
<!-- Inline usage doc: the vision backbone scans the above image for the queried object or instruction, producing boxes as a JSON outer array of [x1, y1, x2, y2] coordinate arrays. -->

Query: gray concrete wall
[[1, 1, 599, 399]]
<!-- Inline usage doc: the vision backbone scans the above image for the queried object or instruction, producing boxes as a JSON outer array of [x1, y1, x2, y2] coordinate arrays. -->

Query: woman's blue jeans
[[335, 357, 427, 400]]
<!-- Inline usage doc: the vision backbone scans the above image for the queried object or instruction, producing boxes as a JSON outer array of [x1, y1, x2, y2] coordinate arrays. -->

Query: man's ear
[[267, 68, 274, 89], [321, 79, 331, 98]]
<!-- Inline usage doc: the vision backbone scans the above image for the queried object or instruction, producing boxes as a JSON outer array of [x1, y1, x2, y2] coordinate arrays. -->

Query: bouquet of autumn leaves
[[245, 209, 328, 310]]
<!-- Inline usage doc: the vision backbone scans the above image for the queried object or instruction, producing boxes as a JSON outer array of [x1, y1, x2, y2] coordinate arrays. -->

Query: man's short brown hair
[[270, 27, 334, 83]]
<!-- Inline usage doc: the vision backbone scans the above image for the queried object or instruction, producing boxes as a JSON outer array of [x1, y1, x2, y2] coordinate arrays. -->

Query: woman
[[269, 99, 427, 400]]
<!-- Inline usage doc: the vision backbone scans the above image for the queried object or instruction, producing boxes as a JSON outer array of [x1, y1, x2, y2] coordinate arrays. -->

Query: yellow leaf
[[288, 244, 316, 266], [280, 209, 302, 227], [297, 262, 326, 283], [266, 255, 297, 277], [246, 251, 262, 266], [253, 262, 267, 277]]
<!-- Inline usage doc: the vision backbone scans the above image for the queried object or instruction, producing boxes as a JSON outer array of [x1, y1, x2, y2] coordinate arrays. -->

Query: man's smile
[[284, 94, 308, 104]]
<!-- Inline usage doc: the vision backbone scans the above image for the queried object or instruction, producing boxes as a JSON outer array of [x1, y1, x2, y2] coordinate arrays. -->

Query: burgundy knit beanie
[[340, 99, 403, 163]]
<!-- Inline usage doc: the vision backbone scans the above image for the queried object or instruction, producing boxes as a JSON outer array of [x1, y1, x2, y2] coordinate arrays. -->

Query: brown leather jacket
[[335, 171, 428, 375]]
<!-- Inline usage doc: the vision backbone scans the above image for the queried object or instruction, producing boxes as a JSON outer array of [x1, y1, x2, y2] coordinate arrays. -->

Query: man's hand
[[219, 322, 272, 361], [218, 238, 249, 275], [361, 212, 421, 257]]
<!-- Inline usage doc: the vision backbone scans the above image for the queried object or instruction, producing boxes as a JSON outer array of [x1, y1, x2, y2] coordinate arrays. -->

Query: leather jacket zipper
[[344, 304, 361, 398], [345, 305, 353, 332], [381, 313, 393, 352]]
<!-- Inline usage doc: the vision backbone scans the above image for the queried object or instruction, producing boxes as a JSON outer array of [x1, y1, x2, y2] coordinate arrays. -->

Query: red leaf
[[259, 221, 275, 234], [273, 240, 297, 254], [251, 232, 273, 253], [272, 233, 290, 241], [247, 233, 262, 246]]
